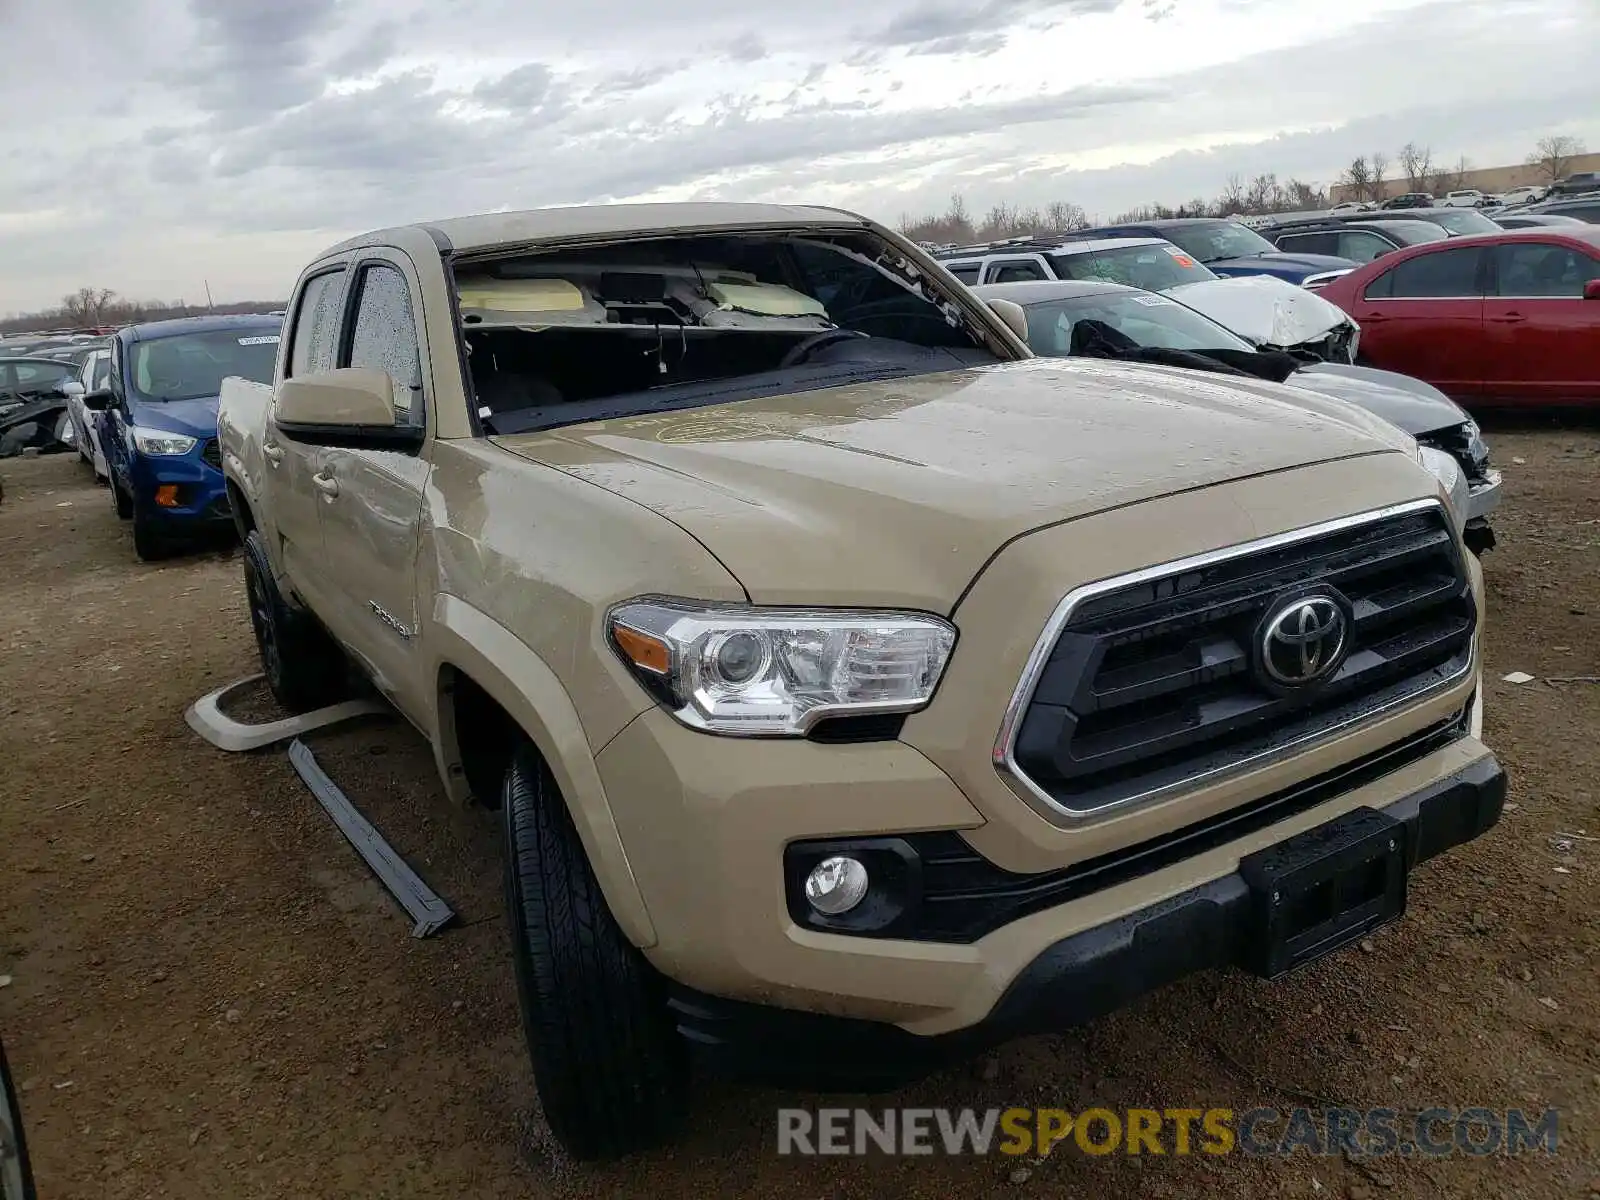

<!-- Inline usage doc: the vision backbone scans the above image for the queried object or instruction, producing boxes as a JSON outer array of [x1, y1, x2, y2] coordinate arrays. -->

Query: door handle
[[263, 441, 284, 465], [1359, 312, 1388, 322], [1487, 313, 1525, 323], [312, 471, 340, 498]]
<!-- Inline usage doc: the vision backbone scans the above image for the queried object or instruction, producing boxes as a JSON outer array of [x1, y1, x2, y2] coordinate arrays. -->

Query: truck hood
[[1287, 363, 1469, 437], [128, 395, 219, 439], [1166, 275, 1357, 350], [495, 359, 1407, 611]]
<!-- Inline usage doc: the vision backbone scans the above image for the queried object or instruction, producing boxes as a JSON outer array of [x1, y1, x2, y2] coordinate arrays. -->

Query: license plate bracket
[[1239, 806, 1406, 979]]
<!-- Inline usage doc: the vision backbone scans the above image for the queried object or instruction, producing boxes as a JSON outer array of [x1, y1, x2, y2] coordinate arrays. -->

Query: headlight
[[607, 599, 957, 736], [130, 426, 197, 456], [1418, 445, 1470, 537]]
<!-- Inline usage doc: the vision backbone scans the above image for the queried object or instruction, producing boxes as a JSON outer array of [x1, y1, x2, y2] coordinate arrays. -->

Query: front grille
[[1005, 503, 1475, 817], [199, 439, 222, 471]]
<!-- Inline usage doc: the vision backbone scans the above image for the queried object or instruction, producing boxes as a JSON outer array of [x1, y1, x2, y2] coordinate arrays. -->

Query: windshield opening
[[1022, 292, 1255, 356], [455, 230, 1005, 434], [131, 330, 280, 402], [1157, 220, 1278, 263], [1048, 243, 1218, 291]]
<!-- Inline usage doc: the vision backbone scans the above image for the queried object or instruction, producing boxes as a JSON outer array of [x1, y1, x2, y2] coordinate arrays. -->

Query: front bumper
[[128, 445, 232, 526], [1466, 468, 1502, 522], [669, 752, 1505, 1090]]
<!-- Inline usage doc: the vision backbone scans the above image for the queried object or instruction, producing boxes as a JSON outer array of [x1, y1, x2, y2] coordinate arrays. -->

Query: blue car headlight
[[129, 426, 197, 456]]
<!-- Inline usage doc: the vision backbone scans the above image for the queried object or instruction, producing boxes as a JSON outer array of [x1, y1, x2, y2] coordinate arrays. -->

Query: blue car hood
[[1211, 252, 1357, 273], [128, 395, 219, 438]]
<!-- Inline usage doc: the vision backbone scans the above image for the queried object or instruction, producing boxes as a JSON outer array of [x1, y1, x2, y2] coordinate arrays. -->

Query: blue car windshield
[[131, 329, 280, 402], [1156, 220, 1279, 263]]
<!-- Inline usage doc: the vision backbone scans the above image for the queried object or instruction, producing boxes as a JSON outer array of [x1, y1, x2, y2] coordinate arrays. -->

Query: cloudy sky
[[1, 0, 1595, 314]]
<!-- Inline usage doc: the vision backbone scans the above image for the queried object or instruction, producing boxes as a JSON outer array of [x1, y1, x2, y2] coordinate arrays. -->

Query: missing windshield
[[454, 230, 1003, 434]]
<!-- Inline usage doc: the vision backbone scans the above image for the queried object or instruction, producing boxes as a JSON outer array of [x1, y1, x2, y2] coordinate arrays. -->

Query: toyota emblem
[[1257, 594, 1349, 687]]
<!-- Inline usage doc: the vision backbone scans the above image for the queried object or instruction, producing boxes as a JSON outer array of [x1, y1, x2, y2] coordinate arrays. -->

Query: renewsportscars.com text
[[776, 1106, 1560, 1158]]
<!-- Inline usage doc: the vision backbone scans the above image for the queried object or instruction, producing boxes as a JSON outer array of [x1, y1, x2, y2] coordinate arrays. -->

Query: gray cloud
[[722, 32, 769, 62], [1, 0, 1597, 313], [473, 62, 558, 111]]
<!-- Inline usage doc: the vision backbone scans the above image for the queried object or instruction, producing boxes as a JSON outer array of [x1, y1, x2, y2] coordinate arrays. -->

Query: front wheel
[[503, 745, 686, 1159], [110, 474, 132, 519], [131, 510, 172, 562], [241, 529, 346, 712]]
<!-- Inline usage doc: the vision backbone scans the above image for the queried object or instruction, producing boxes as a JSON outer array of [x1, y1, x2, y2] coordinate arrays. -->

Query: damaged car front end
[[971, 277, 1501, 554], [1165, 273, 1362, 364]]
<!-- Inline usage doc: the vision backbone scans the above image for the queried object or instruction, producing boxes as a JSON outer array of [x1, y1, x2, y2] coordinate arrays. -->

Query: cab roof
[[319, 202, 870, 259]]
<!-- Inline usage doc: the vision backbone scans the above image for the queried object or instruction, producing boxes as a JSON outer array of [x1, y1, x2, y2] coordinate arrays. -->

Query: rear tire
[[241, 528, 346, 712], [502, 744, 686, 1160]]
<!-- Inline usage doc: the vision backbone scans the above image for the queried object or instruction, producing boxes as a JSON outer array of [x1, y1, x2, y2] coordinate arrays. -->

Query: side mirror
[[275, 367, 420, 449], [984, 298, 1031, 345], [1584, 280, 1600, 301], [81, 387, 115, 411]]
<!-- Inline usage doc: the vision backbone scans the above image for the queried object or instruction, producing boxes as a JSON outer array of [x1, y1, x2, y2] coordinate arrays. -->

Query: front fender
[[426, 593, 657, 949]]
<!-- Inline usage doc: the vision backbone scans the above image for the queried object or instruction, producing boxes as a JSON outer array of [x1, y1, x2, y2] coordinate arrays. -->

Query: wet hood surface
[[128, 395, 220, 439], [495, 359, 1406, 609], [1288, 363, 1469, 437]]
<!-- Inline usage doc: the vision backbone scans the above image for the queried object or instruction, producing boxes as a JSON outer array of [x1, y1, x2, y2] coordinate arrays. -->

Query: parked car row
[[2, 315, 284, 559]]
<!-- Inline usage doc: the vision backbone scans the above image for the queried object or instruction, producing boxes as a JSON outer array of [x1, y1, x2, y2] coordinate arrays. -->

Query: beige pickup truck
[[217, 202, 1504, 1160]]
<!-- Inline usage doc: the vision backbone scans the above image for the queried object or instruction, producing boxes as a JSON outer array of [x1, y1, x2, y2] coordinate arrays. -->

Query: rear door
[[1348, 244, 1488, 397], [311, 254, 433, 719], [1334, 229, 1400, 264], [1481, 240, 1600, 403], [267, 266, 349, 607], [1273, 230, 1340, 256]]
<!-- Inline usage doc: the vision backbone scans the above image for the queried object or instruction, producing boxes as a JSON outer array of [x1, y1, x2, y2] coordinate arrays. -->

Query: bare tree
[[1451, 155, 1473, 191], [1370, 151, 1390, 201], [1285, 178, 1326, 210], [60, 287, 119, 326], [1042, 200, 1088, 232], [1398, 142, 1433, 192], [1340, 156, 1374, 203], [1526, 134, 1586, 183], [1219, 172, 1246, 214]]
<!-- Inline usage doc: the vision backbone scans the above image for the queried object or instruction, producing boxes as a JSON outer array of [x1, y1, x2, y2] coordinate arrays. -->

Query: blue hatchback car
[[85, 314, 282, 560]]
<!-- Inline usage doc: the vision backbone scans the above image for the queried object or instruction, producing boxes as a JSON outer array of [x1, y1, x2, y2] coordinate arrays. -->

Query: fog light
[[804, 855, 869, 915], [154, 484, 180, 508]]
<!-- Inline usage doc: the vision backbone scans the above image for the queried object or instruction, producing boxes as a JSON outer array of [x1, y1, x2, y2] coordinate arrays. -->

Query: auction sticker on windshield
[[237, 335, 280, 346], [1160, 246, 1199, 267], [1132, 295, 1176, 306]]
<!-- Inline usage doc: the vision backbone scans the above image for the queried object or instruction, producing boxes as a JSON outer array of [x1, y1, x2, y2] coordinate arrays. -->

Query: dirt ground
[[1, 429, 1597, 1200]]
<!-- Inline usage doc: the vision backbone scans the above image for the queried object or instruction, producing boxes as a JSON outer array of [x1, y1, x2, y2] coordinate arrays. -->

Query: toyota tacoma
[[216, 202, 1504, 1161]]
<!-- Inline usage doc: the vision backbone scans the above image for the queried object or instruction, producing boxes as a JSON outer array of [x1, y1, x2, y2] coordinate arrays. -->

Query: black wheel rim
[[244, 560, 283, 684]]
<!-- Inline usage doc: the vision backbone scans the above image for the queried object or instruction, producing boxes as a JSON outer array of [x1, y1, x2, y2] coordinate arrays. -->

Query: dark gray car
[[971, 277, 1501, 553]]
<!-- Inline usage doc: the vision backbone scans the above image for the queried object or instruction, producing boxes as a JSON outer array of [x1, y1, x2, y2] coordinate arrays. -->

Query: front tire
[[241, 528, 346, 712], [502, 744, 686, 1160], [131, 510, 172, 562], [110, 474, 132, 519]]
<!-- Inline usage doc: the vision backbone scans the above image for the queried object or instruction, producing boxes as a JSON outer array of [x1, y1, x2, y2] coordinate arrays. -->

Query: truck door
[[266, 267, 348, 612], [311, 255, 432, 722]]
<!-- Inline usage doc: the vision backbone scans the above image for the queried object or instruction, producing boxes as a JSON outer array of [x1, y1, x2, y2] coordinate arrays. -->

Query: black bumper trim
[[670, 754, 1506, 1092]]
